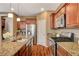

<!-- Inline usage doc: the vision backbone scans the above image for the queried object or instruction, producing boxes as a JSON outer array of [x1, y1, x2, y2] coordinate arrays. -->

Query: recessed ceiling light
[[11, 8, 14, 11], [41, 8, 44, 11]]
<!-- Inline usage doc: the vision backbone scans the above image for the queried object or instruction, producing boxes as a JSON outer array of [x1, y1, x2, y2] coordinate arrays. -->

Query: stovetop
[[51, 37, 74, 42], [51, 37, 74, 56]]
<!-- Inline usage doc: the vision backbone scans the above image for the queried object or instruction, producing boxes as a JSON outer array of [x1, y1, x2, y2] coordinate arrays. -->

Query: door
[[37, 19, 47, 46], [66, 3, 78, 28]]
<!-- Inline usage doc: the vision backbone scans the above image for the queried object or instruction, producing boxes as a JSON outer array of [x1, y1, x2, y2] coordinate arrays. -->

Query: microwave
[[55, 14, 66, 28]]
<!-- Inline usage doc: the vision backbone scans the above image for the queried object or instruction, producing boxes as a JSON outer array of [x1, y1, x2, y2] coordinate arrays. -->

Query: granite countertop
[[57, 42, 79, 56], [0, 36, 33, 56]]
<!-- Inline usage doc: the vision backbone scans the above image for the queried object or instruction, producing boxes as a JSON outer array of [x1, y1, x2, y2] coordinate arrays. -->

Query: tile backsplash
[[48, 29, 79, 42], [55, 29, 79, 38]]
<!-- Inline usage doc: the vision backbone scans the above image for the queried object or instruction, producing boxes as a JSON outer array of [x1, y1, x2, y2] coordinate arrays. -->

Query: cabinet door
[[50, 14, 55, 29], [66, 52, 72, 56], [14, 52, 19, 56], [57, 44, 72, 56], [57, 45, 67, 56], [77, 4, 79, 27], [59, 6, 66, 15], [18, 45, 26, 56], [55, 6, 65, 18], [66, 3, 78, 28]]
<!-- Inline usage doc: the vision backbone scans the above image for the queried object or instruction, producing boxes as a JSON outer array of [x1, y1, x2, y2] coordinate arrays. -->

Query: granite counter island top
[[0, 36, 33, 56], [57, 42, 79, 56]]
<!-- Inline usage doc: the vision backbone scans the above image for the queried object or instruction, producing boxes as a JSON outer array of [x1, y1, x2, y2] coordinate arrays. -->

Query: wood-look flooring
[[25, 45, 53, 56], [31, 45, 53, 56]]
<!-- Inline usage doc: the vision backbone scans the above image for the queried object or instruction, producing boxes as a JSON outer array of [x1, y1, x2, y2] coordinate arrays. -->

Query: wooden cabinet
[[57, 44, 72, 56], [57, 44, 67, 56], [14, 39, 33, 56], [26, 18, 36, 24], [77, 4, 79, 27], [59, 6, 66, 15], [66, 3, 78, 28], [55, 6, 65, 19], [14, 45, 26, 56], [54, 6, 66, 28], [53, 3, 79, 28], [18, 45, 26, 56], [50, 13, 55, 29], [14, 44, 32, 56]]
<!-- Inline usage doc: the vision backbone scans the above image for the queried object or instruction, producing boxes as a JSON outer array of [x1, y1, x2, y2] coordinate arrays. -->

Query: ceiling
[[0, 3, 61, 16]]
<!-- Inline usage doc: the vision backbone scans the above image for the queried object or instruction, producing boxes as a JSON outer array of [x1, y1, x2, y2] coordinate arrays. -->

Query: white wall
[[37, 19, 47, 46], [5, 17, 13, 35], [37, 12, 47, 46]]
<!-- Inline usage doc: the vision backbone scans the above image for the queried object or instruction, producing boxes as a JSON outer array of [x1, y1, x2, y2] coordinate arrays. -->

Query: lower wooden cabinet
[[19, 45, 26, 56], [14, 45, 26, 56], [14, 52, 19, 56], [14, 44, 32, 56], [57, 44, 72, 56], [14, 38, 33, 56]]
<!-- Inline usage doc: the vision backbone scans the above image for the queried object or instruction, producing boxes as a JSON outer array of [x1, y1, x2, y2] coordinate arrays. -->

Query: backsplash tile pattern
[[48, 29, 79, 43]]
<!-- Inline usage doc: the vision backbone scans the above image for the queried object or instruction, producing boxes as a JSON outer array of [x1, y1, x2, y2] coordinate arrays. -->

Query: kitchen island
[[0, 36, 33, 56]]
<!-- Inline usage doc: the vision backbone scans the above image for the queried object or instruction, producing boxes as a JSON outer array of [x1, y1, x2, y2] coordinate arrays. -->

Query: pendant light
[[8, 3, 13, 18], [8, 13, 13, 18], [17, 4, 20, 21], [17, 17, 20, 21]]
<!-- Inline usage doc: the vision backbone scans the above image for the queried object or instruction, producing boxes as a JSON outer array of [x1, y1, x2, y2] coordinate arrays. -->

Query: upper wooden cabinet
[[58, 6, 66, 16], [66, 3, 78, 28], [51, 3, 79, 29], [26, 18, 36, 24], [55, 6, 65, 19], [54, 6, 66, 28], [50, 13, 55, 29], [77, 4, 79, 27]]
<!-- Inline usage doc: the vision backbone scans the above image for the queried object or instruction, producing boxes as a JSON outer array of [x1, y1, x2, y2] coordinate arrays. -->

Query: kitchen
[[0, 3, 79, 56]]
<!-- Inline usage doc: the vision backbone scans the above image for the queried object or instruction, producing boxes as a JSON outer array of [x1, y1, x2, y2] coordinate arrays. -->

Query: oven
[[48, 38, 56, 56]]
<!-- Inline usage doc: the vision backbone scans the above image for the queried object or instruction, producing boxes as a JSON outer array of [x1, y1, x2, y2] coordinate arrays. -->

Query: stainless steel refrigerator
[[26, 24, 37, 45]]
